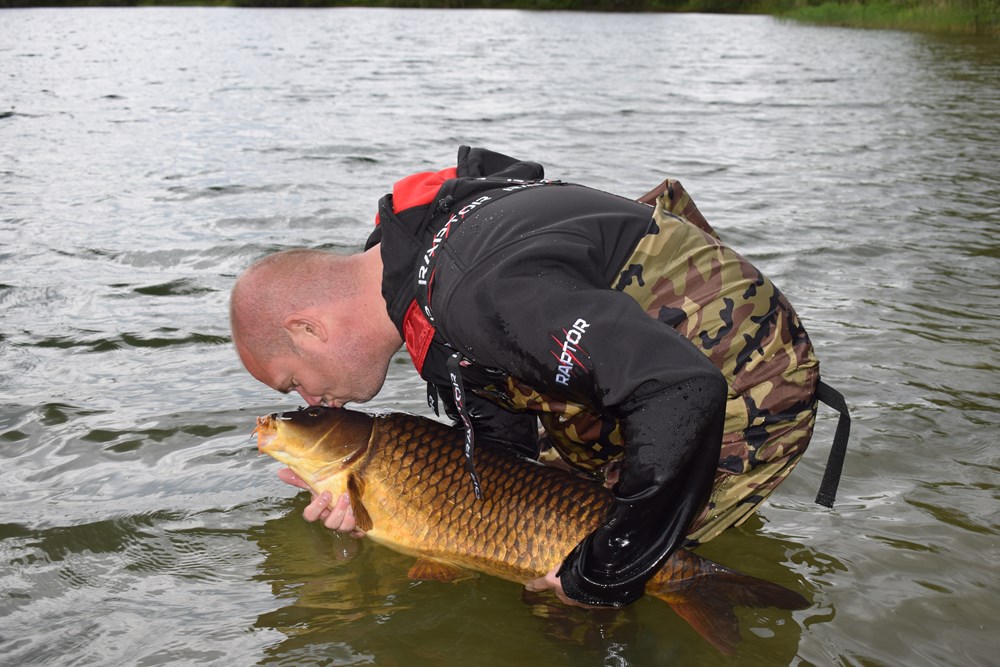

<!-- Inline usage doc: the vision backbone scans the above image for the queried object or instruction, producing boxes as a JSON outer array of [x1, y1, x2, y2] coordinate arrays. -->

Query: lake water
[[1, 6, 998, 666]]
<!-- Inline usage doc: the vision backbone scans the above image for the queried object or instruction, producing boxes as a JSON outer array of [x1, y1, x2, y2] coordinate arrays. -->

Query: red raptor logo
[[551, 318, 590, 386]]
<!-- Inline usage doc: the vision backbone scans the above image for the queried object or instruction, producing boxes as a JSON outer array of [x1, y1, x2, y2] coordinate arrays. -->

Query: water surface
[[1, 7, 998, 666]]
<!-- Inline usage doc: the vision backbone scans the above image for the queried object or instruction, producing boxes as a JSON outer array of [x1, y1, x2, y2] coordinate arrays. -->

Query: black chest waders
[[413, 185, 562, 501]]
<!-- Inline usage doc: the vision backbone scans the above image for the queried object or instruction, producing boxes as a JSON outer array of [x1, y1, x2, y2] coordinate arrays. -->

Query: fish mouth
[[253, 411, 367, 483], [253, 415, 278, 454]]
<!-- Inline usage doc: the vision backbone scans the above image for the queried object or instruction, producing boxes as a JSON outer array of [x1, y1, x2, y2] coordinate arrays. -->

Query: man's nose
[[295, 388, 323, 406]]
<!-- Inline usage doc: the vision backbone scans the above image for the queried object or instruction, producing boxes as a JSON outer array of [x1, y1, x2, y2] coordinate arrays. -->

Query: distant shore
[[1, 1, 996, 36], [774, 0, 998, 35]]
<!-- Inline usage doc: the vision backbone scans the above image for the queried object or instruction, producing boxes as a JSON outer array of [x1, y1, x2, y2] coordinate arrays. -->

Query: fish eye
[[305, 406, 324, 417]]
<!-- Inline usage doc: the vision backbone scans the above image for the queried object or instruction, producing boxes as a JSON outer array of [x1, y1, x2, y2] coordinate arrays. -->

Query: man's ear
[[283, 313, 328, 348]]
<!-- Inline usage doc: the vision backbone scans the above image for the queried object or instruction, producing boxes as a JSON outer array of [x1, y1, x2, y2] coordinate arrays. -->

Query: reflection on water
[[1, 6, 998, 667], [248, 498, 813, 666]]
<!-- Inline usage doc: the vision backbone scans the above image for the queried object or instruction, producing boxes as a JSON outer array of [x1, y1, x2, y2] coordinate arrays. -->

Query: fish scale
[[256, 406, 809, 654], [358, 413, 593, 580], [426, 418, 597, 571]]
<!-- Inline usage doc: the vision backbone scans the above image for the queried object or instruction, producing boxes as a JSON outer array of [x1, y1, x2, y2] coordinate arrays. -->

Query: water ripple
[[1, 8, 998, 667]]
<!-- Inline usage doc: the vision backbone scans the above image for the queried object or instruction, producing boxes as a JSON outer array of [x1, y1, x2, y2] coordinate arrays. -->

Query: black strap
[[426, 383, 439, 416], [414, 185, 559, 502], [447, 352, 483, 500], [814, 380, 851, 508]]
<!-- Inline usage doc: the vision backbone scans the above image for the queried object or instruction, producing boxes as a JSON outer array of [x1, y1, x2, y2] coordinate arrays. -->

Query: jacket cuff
[[556, 542, 646, 608]]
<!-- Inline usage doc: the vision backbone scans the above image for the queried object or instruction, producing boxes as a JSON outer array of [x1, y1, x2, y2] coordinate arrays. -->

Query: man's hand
[[277, 467, 366, 537], [525, 565, 602, 608]]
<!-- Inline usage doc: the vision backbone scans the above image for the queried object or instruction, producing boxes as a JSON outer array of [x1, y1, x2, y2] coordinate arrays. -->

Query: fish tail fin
[[647, 554, 809, 655]]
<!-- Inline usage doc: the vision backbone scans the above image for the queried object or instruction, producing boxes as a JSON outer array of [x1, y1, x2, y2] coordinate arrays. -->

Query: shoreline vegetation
[[0, 1, 996, 35]]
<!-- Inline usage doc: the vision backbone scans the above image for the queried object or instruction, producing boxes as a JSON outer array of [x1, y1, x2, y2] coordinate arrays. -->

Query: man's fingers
[[277, 467, 309, 490], [524, 570, 555, 593], [303, 491, 333, 522], [322, 493, 357, 532], [294, 487, 365, 536]]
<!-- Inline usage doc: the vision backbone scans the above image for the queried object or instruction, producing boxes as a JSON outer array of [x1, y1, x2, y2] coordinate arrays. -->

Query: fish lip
[[254, 415, 278, 454]]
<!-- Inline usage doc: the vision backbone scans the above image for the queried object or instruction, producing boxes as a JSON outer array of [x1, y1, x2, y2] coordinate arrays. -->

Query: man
[[231, 146, 826, 608]]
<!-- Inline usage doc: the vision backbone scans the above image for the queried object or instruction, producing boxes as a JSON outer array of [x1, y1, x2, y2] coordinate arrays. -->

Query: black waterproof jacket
[[366, 146, 727, 606]]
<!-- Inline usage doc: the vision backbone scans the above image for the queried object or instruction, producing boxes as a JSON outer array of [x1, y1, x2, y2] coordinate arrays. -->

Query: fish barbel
[[255, 406, 808, 654]]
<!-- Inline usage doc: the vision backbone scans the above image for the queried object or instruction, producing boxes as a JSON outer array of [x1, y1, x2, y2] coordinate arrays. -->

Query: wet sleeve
[[557, 372, 725, 606], [441, 275, 727, 607]]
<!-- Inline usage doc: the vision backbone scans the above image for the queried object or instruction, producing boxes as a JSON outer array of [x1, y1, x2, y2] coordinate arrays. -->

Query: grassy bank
[[1, 0, 997, 34], [765, 0, 1000, 35]]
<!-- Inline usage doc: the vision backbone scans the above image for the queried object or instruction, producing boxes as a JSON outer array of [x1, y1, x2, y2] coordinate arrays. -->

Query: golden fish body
[[255, 406, 807, 654]]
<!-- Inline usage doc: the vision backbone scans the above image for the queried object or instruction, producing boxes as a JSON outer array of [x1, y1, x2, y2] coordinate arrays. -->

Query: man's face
[[238, 338, 389, 409]]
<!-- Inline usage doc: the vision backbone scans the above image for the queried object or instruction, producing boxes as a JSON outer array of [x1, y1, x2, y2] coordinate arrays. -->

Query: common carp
[[255, 406, 808, 654]]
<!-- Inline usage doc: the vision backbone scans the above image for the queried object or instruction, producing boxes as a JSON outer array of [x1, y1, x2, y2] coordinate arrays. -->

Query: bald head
[[230, 246, 402, 406], [230, 248, 361, 361]]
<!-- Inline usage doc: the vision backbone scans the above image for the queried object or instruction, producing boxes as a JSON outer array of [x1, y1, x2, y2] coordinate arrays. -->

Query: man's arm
[[440, 274, 727, 607], [556, 370, 725, 605]]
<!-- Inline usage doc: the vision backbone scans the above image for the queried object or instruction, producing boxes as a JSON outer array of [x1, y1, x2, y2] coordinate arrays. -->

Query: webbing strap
[[814, 380, 851, 508], [426, 382, 439, 416], [447, 352, 483, 500]]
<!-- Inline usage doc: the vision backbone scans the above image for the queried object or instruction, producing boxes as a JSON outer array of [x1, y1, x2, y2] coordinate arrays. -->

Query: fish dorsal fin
[[407, 558, 475, 583], [347, 473, 373, 532]]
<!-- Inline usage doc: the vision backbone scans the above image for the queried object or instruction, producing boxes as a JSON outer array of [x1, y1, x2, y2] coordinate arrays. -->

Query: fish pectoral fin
[[407, 558, 476, 583], [347, 473, 373, 532]]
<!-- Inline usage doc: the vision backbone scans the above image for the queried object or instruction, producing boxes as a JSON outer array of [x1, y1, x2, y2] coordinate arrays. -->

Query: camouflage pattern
[[495, 376, 626, 474], [473, 182, 819, 545], [636, 178, 720, 240]]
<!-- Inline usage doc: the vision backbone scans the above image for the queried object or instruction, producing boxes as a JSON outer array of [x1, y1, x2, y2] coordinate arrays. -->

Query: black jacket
[[367, 146, 727, 606]]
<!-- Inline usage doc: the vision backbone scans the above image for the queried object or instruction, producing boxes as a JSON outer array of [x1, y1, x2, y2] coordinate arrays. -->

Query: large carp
[[255, 406, 808, 654]]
